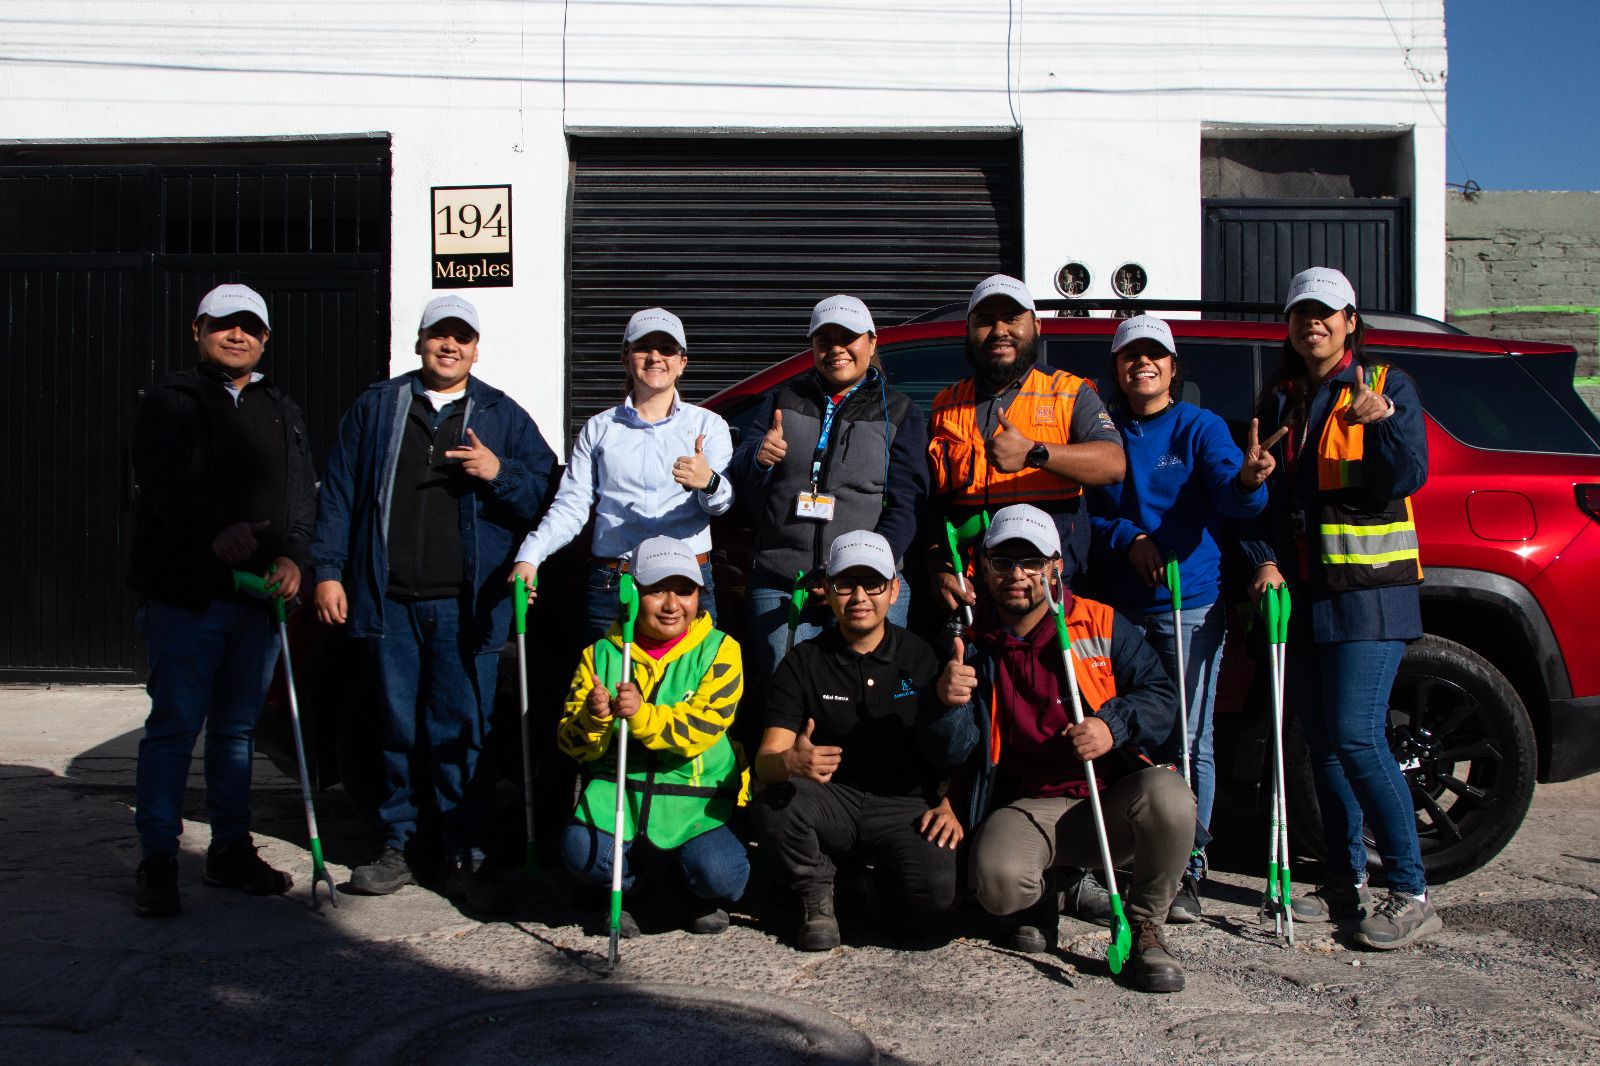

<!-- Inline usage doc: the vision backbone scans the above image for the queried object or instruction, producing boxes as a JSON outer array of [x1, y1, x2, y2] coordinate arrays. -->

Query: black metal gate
[[1202, 199, 1411, 312], [0, 143, 390, 680], [566, 137, 1023, 442]]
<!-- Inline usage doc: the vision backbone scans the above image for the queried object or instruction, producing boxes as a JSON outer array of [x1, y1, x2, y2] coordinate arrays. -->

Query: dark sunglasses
[[984, 555, 1052, 575], [827, 576, 890, 596]]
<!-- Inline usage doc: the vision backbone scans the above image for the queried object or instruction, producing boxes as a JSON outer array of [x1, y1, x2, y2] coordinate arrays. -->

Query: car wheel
[[1284, 634, 1537, 884]]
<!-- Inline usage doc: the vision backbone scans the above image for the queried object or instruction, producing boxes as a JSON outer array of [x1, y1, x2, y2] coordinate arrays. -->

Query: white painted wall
[[1, 0, 1447, 446]]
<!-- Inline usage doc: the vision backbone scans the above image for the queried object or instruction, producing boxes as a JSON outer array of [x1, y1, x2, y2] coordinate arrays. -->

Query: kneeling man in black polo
[[753, 529, 969, 950]]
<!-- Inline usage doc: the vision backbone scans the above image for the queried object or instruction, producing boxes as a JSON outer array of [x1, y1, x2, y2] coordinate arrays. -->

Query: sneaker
[[798, 894, 841, 951], [348, 846, 415, 896], [202, 838, 293, 896], [1131, 919, 1185, 993], [687, 903, 730, 935], [1167, 873, 1203, 925], [135, 853, 181, 917], [1291, 882, 1374, 924], [1061, 867, 1113, 927], [445, 858, 513, 916], [1356, 891, 1443, 950]]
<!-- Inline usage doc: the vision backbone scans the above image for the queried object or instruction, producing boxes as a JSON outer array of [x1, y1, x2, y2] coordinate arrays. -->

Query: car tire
[[1284, 634, 1537, 885]]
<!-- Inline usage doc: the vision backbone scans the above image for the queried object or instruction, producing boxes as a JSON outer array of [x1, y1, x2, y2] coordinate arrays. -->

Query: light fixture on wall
[[1054, 261, 1091, 317], [1111, 262, 1148, 299]]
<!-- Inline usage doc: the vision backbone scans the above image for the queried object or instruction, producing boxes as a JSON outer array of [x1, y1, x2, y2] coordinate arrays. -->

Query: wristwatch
[[700, 471, 722, 495], [1024, 442, 1050, 469]]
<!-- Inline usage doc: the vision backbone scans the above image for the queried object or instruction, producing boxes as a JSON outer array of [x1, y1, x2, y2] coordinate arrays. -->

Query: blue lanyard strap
[[809, 381, 862, 485]]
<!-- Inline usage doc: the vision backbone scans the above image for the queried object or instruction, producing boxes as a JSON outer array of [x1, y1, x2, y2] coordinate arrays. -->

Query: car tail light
[[1579, 484, 1600, 522]]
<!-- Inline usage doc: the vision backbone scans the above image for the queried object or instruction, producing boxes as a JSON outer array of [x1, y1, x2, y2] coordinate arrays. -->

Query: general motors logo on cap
[[1282, 267, 1357, 314], [967, 274, 1037, 315]]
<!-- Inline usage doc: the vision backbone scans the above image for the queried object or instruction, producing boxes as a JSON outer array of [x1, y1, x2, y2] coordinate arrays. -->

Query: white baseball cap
[[808, 295, 875, 338], [631, 536, 705, 588], [624, 307, 688, 350], [420, 295, 482, 335], [825, 529, 897, 581], [983, 504, 1062, 557], [1111, 314, 1176, 356], [1283, 267, 1357, 314], [195, 284, 270, 330], [967, 274, 1036, 315]]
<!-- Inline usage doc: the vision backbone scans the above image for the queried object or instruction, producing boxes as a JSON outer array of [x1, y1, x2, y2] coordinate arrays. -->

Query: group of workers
[[127, 264, 1441, 994]]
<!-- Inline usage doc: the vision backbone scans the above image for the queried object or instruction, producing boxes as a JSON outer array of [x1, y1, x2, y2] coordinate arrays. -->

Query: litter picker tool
[[783, 570, 809, 658], [1043, 573, 1132, 974], [943, 512, 991, 630], [513, 574, 537, 875], [607, 572, 640, 971], [1258, 583, 1294, 945], [232, 568, 337, 911], [1164, 554, 1192, 789]]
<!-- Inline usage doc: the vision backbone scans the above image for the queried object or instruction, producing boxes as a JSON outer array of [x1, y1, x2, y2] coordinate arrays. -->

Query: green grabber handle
[[1271, 584, 1293, 935], [607, 572, 641, 966], [232, 568, 287, 624], [1048, 582, 1133, 974], [944, 512, 990, 628], [787, 570, 809, 629], [513, 575, 536, 875], [1256, 585, 1284, 906], [512, 574, 530, 636], [1164, 554, 1193, 789]]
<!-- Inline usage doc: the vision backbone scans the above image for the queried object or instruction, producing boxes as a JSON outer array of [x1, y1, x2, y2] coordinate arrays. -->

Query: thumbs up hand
[[212, 519, 271, 566], [757, 408, 788, 469], [1343, 367, 1393, 425], [938, 637, 979, 707], [1237, 418, 1288, 490], [673, 433, 715, 491], [443, 427, 501, 481], [985, 410, 1035, 473], [785, 718, 843, 784]]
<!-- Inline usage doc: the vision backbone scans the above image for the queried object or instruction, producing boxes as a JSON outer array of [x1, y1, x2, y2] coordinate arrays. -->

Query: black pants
[[753, 778, 957, 913]]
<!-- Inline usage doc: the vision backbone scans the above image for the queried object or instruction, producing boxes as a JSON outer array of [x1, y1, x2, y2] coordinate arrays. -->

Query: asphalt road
[[4, 686, 1598, 1064]]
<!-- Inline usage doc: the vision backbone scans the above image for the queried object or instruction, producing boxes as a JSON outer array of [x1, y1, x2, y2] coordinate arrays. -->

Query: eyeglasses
[[984, 555, 1052, 575], [827, 576, 890, 596]]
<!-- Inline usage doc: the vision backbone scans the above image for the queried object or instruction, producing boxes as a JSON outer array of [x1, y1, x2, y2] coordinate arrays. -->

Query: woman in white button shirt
[[510, 308, 733, 642]]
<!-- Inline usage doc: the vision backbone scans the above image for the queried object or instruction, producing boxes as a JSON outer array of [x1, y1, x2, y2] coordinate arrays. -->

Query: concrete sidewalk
[[4, 685, 1600, 1064]]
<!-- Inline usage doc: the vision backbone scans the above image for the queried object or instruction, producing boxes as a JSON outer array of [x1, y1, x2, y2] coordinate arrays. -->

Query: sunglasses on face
[[827, 576, 890, 596], [984, 555, 1052, 575]]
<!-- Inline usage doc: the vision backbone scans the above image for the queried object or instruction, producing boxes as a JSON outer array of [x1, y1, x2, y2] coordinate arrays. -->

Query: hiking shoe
[[1291, 882, 1374, 924], [687, 903, 730, 935], [348, 846, 415, 896], [1131, 919, 1185, 993], [1356, 891, 1443, 950], [798, 895, 841, 951], [445, 859, 513, 916], [203, 838, 293, 896], [135, 853, 181, 917], [1061, 867, 1113, 927], [1167, 873, 1203, 925]]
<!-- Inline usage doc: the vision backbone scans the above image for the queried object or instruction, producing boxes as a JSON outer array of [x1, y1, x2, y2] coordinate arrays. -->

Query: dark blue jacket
[[312, 372, 556, 653]]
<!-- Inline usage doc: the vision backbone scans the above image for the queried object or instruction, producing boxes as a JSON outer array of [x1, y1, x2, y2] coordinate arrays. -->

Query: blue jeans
[[1291, 638, 1425, 896], [583, 560, 717, 647], [745, 571, 910, 679], [559, 820, 750, 902], [1138, 598, 1226, 849], [135, 598, 279, 858], [370, 596, 499, 856]]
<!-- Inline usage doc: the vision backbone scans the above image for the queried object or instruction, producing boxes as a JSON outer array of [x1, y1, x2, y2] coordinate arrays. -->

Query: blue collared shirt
[[515, 391, 734, 567]]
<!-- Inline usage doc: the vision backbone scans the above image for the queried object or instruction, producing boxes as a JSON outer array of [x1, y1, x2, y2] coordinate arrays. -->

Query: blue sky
[[1447, 1, 1600, 190]]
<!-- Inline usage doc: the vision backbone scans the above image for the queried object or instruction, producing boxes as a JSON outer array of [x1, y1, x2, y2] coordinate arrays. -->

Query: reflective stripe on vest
[[929, 367, 1086, 506]]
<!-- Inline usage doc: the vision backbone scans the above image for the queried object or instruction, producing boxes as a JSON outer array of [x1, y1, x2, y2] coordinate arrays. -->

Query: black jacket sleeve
[[1093, 611, 1179, 751]]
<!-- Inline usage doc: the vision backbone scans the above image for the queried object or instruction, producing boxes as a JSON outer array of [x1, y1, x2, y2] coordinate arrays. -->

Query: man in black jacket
[[128, 284, 318, 918]]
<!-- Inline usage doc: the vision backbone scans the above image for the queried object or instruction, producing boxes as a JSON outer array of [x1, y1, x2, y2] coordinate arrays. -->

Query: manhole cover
[[339, 983, 877, 1065]]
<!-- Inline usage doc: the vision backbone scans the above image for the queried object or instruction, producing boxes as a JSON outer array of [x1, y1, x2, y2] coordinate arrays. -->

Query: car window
[[1382, 351, 1600, 455], [1048, 337, 1259, 430], [875, 339, 969, 411]]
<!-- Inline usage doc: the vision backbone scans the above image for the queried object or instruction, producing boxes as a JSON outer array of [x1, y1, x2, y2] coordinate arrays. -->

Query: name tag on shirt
[[794, 490, 836, 521]]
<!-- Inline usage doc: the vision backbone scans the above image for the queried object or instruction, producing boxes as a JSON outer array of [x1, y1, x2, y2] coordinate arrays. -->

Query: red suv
[[703, 301, 1600, 882]]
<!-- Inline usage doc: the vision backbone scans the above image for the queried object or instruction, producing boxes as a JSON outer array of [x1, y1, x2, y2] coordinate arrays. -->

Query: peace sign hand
[[1343, 369, 1393, 425], [986, 411, 1035, 473], [443, 428, 501, 481], [1238, 418, 1288, 490], [673, 434, 714, 491]]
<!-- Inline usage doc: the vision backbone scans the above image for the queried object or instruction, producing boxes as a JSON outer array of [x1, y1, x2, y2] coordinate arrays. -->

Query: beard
[[966, 331, 1039, 394]]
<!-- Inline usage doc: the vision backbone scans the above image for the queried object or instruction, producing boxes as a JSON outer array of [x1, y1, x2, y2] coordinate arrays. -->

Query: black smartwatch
[[1024, 442, 1050, 469], [700, 471, 723, 495]]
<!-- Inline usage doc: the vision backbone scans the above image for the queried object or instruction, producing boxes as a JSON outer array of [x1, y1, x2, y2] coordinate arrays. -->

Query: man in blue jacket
[[313, 295, 556, 912]]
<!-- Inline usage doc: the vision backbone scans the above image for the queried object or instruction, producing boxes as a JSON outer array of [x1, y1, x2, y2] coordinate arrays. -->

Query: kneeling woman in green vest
[[558, 535, 749, 935]]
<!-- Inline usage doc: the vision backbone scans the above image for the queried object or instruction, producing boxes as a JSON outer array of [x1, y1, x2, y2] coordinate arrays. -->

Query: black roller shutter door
[[567, 137, 1022, 441]]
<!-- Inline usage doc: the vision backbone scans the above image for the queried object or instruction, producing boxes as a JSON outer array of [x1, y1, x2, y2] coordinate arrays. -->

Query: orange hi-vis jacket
[[1314, 364, 1423, 592], [929, 367, 1089, 507]]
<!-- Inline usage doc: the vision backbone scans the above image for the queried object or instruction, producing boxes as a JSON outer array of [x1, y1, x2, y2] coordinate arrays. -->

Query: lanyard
[[809, 381, 863, 486]]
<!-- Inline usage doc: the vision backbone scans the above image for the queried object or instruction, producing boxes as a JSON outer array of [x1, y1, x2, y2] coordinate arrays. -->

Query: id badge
[[794, 490, 836, 521]]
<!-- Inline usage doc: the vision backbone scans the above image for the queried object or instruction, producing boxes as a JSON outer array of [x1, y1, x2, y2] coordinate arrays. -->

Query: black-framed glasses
[[827, 576, 890, 596], [984, 555, 1052, 575]]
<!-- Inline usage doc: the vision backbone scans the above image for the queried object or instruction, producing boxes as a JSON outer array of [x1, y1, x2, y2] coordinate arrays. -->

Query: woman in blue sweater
[[1089, 314, 1275, 922]]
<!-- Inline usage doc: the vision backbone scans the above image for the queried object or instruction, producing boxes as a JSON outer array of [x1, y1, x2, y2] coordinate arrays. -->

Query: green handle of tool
[[1165, 553, 1181, 608], [231, 569, 286, 623], [1106, 895, 1133, 974], [512, 575, 528, 635], [1277, 584, 1292, 644], [787, 569, 809, 628], [943, 519, 964, 576], [1259, 582, 1290, 645]]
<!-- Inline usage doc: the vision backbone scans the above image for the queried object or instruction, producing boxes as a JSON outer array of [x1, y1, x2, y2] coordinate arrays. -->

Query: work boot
[[1061, 867, 1113, 926], [135, 853, 181, 918], [1131, 919, 1185, 993], [798, 894, 841, 951], [1291, 881, 1374, 923], [687, 902, 731, 935], [348, 846, 415, 896], [1167, 872, 1203, 925], [446, 857, 514, 917], [1010, 871, 1059, 953], [203, 837, 293, 896], [1355, 891, 1443, 950]]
